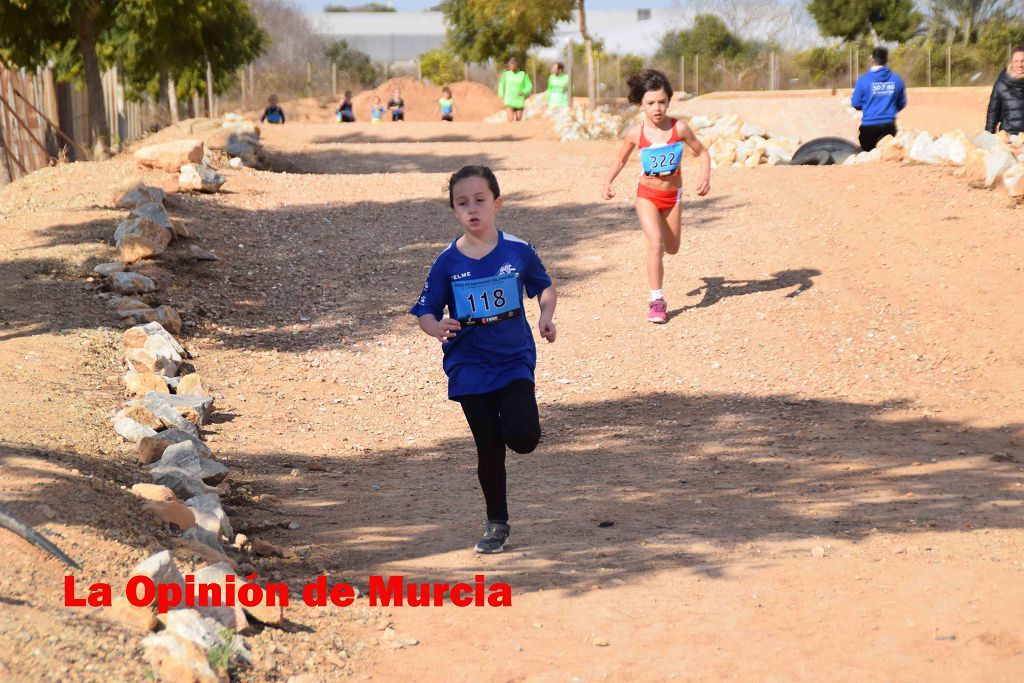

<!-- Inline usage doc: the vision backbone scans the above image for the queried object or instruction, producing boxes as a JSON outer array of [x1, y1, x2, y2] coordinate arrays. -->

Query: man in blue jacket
[[851, 47, 907, 151]]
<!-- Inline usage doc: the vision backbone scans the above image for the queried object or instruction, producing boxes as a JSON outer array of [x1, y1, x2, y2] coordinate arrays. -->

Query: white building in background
[[306, 9, 678, 64]]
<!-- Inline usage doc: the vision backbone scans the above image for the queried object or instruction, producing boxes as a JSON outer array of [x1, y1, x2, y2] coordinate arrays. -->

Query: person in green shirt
[[497, 57, 533, 122], [546, 62, 571, 109]]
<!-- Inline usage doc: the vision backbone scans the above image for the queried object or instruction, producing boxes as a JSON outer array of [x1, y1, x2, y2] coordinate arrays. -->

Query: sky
[[294, 1, 677, 10]]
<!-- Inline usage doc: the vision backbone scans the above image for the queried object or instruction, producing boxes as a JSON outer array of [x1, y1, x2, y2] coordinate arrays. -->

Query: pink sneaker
[[647, 297, 668, 323]]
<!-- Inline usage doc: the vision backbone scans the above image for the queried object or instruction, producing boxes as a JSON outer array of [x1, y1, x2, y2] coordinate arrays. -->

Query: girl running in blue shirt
[[411, 166, 557, 553]]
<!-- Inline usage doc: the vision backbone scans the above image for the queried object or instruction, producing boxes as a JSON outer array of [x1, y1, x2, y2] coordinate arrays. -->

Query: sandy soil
[[1, 104, 1023, 682], [676, 87, 993, 141]]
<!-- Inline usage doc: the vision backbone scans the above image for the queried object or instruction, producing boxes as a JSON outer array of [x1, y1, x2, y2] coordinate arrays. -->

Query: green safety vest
[[546, 73, 570, 108], [497, 70, 533, 109]]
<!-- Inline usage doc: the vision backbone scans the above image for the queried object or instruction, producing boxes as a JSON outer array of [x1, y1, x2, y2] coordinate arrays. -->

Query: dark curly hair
[[448, 166, 501, 208], [626, 69, 673, 105]]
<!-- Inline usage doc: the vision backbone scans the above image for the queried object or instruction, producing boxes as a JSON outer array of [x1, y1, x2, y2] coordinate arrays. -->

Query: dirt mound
[[351, 77, 502, 122]]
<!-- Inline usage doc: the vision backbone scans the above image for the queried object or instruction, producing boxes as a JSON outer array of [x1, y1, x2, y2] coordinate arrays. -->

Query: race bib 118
[[451, 272, 521, 325]]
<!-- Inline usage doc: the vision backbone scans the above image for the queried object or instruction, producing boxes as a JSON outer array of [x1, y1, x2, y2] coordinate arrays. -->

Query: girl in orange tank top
[[601, 69, 711, 324]]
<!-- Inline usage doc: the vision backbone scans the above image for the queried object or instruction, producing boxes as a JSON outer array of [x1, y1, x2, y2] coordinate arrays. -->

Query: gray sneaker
[[474, 522, 511, 554]]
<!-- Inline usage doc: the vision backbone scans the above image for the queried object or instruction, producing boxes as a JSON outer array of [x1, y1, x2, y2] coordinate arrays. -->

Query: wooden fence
[[0, 66, 145, 184]]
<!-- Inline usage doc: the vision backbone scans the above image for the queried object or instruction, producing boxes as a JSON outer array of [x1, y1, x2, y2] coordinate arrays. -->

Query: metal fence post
[[695, 54, 699, 96], [946, 45, 951, 87]]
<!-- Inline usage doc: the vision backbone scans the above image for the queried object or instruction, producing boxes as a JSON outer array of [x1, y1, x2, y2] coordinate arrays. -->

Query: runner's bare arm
[[678, 121, 711, 196], [602, 126, 638, 199], [417, 314, 461, 342], [537, 286, 557, 343]]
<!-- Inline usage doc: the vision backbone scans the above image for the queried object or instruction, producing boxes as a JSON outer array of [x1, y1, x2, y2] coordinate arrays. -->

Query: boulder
[[182, 525, 223, 553], [123, 322, 185, 356], [125, 347, 179, 377], [171, 537, 237, 570], [117, 234, 165, 263], [131, 549, 186, 590], [186, 493, 233, 539], [148, 428, 213, 458], [113, 417, 158, 443], [145, 391, 214, 426], [179, 164, 226, 193], [93, 261, 126, 277], [134, 139, 205, 173], [113, 181, 167, 209], [114, 216, 172, 248], [190, 564, 251, 633], [225, 141, 258, 167], [177, 374, 205, 397], [150, 466, 217, 500], [131, 202, 174, 231], [985, 149, 1016, 187], [151, 442, 226, 484], [140, 305, 182, 336], [141, 394, 200, 434], [116, 403, 165, 430], [1004, 163, 1024, 197], [880, 144, 907, 162], [143, 499, 197, 530], [100, 597, 158, 633], [740, 122, 767, 138], [908, 132, 941, 164], [138, 435, 172, 464], [141, 633, 220, 683], [130, 483, 177, 502], [109, 271, 158, 295]]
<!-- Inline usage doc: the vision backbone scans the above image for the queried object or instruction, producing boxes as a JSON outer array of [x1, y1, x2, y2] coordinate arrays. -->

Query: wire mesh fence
[[222, 41, 1013, 113]]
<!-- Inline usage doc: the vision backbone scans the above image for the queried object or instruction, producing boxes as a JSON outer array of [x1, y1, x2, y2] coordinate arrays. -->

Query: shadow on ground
[[216, 390, 1024, 597]]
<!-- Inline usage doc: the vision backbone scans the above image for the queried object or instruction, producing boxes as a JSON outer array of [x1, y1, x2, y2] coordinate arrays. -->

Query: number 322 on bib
[[451, 273, 522, 325]]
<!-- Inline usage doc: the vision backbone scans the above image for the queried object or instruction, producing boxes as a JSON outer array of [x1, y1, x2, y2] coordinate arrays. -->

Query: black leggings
[[859, 122, 897, 152], [457, 379, 540, 523]]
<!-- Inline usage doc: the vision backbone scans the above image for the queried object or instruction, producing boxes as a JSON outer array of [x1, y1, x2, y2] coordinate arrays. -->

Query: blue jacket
[[851, 67, 907, 126]]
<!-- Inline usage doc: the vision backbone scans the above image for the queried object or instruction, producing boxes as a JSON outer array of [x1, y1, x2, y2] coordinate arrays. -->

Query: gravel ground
[[1, 97, 1022, 681]]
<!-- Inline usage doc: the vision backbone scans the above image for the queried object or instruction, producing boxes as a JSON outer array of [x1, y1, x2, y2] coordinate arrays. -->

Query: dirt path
[[189, 121, 1024, 680], [2, 117, 1023, 681]]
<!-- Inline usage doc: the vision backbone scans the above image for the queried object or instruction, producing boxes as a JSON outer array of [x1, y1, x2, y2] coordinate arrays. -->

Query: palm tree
[[927, 0, 1013, 45]]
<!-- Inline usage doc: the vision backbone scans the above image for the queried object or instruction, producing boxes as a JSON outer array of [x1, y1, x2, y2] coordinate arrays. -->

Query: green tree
[[441, 0, 574, 64], [419, 46, 464, 84], [0, 0, 118, 156], [325, 39, 379, 86], [795, 45, 850, 87], [112, 0, 265, 120], [807, 0, 922, 42], [926, 0, 1012, 45], [655, 14, 749, 62], [977, 19, 1024, 66]]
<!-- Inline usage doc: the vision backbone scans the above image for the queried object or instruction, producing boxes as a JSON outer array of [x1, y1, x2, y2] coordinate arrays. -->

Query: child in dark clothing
[[261, 94, 285, 124]]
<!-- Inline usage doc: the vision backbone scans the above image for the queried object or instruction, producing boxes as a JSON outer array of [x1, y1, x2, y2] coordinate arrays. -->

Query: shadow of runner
[[671, 268, 822, 318], [219, 391, 1024, 599]]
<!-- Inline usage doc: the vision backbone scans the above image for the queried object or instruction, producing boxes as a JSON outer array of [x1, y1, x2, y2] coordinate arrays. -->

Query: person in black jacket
[[986, 46, 1024, 135]]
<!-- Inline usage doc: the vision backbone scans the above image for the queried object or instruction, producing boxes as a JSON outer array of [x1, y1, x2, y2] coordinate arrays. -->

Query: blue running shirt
[[410, 232, 553, 399]]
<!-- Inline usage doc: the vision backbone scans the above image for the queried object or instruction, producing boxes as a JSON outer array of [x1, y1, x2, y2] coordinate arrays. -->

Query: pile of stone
[[843, 129, 1024, 198], [133, 139, 226, 193], [220, 113, 266, 170], [686, 114, 801, 167], [100, 549, 286, 681], [551, 104, 634, 141], [91, 175, 287, 679]]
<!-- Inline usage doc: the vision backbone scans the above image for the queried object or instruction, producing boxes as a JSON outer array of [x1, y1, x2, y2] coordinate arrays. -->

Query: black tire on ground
[[790, 137, 862, 166]]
